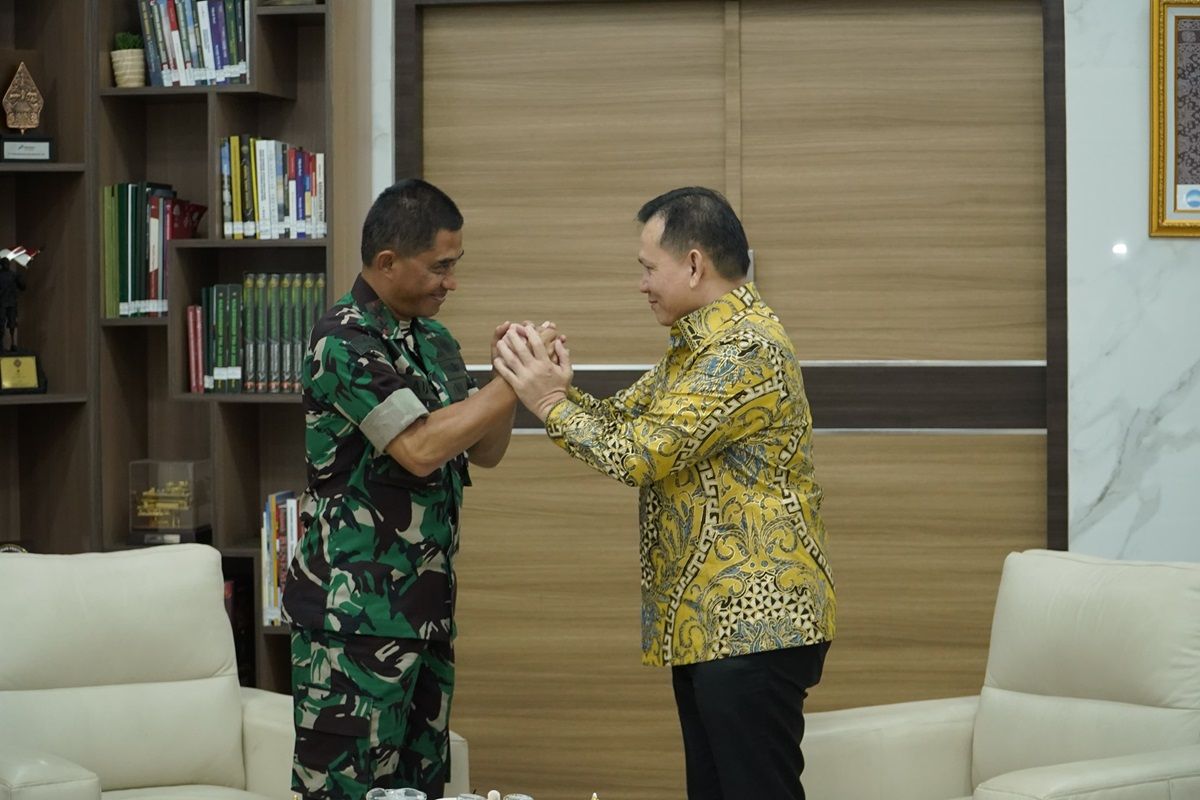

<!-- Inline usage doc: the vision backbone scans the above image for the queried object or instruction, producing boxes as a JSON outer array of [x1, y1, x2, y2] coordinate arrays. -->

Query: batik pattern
[[546, 283, 835, 667]]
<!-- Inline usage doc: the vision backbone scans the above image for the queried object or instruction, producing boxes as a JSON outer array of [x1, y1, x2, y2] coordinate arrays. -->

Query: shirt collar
[[351, 274, 413, 341], [670, 282, 761, 350]]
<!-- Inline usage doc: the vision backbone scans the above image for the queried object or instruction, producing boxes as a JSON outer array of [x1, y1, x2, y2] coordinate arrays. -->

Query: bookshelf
[[91, 0, 346, 693], [0, 2, 97, 554]]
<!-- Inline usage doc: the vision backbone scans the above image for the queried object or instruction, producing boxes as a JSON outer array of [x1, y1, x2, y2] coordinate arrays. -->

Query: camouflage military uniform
[[282, 276, 476, 799]]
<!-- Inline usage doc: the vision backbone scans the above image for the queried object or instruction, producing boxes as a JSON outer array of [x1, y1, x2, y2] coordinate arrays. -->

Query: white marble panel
[[1067, 0, 1200, 561]]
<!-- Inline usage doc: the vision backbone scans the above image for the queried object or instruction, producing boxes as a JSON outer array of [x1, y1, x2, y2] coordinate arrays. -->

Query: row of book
[[185, 272, 325, 394], [220, 136, 326, 240], [101, 182, 206, 318], [135, 0, 250, 87], [260, 489, 298, 627]]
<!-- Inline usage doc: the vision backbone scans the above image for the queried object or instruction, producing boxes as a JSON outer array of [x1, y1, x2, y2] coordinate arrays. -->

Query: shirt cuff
[[543, 395, 574, 437], [360, 387, 429, 452]]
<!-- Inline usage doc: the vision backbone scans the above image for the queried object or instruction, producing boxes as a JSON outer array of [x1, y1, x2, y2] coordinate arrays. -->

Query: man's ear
[[372, 249, 397, 274], [687, 248, 704, 288]]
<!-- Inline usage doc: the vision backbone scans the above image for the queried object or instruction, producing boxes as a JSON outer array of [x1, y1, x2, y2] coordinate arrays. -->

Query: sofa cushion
[[0, 547, 246, 791], [972, 550, 1200, 786]]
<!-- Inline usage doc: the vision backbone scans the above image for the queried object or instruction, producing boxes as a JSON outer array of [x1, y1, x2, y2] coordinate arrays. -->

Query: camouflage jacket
[[282, 276, 476, 640]]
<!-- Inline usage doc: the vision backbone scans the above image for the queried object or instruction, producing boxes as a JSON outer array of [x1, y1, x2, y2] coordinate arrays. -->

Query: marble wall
[[1067, 0, 1200, 561]]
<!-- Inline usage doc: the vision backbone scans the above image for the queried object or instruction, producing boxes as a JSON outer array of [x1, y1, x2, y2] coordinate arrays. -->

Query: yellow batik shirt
[[544, 282, 835, 667]]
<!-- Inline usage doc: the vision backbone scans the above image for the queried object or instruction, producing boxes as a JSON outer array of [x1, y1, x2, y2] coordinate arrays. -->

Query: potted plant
[[111, 32, 145, 88]]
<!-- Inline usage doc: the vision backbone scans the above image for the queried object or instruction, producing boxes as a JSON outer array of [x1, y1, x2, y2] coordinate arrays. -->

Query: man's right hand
[[493, 324, 573, 421]]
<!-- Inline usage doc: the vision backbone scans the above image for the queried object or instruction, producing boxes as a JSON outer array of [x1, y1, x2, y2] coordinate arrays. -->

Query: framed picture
[[1152, 0, 1200, 235]]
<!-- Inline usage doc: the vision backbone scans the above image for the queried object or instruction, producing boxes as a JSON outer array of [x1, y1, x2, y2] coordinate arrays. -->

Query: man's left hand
[[493, 324, 573, 421]]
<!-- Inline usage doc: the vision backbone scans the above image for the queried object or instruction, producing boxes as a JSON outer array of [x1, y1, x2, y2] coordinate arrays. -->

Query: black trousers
[[672, 642, 831, 800]]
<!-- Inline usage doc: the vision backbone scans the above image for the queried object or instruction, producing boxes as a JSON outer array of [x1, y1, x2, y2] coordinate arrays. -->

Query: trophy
[[1, 62, 53, 162], [0, 246, 46, 394]]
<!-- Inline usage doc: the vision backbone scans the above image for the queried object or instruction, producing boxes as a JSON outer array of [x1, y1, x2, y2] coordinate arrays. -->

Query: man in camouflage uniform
[[282, 179, 549, 799]]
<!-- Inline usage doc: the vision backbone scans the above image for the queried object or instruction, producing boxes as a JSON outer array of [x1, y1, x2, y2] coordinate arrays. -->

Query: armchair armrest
[[974, 744, 1200, 800], [0, 746, 99, 800], [240, 687, 295, 800], [803, 695, 979, 800]]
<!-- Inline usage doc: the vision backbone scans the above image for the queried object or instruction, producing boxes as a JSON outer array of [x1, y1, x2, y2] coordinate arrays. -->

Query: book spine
[[135, 183, 148, 316], [222, 0, 239, 81], [154, 1, 178, 86], [301, 272, 316, 364], [229, 283, 243, 393], [136, 0, 164, 87], [211, 0, 230, 83], [239, 135, 256, 238], [243, 273, 257, 392], [279, 273, 293, 391], [290, 273, 304, 393], [220, 139, 233, 238], [171, 0, 195, 85], [198, 1, 217, 86], [315, 152, 326, 239], [214, 283, 227, 392], [275, 141, 288, 239], [255, 139, 274, 240], [293, 149, 306, 239], [229, 135, 243, 239], [181, 0, 204, 84], [164, 0, 192, 87], [286, 146, 298, 240], [201, 285, 213, 391], [186, 304, 199, 393], [192, 0, 211, 84], [232, 0, 247, 81], [148, 196, 160, 317], [255, 273, 268, 394], [267, 274, 281, 393]]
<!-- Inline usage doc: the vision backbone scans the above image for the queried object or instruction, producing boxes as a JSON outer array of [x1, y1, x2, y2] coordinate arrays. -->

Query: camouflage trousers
[[290, 627, 455, 800]]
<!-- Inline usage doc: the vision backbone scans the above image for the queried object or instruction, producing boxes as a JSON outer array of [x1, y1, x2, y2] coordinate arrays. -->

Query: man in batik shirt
[[282, 179, 554, 799], [493, 187, 836, 800]]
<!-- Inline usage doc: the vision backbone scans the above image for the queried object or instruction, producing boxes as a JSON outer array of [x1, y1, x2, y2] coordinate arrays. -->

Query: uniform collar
[[351, 274, 414, 341], [670, 282, 760, 351]]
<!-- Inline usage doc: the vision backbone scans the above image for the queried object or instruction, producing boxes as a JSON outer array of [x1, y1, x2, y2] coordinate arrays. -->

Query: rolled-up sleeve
[[308, 334, 428, 452]]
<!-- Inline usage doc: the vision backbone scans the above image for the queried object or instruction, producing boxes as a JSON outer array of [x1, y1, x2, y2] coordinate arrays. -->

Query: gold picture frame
[[1152, 0, 1200, 235]]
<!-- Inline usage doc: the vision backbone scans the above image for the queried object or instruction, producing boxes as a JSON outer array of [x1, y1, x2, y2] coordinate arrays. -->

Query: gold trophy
[[1, 62, 53, 162]]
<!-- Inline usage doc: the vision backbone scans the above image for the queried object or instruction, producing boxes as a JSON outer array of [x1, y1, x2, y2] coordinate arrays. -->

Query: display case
[[128, 459, 212, 544]]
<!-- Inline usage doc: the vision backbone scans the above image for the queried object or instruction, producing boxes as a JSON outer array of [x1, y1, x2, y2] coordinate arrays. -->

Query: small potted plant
[[111, 32, 145, 88]]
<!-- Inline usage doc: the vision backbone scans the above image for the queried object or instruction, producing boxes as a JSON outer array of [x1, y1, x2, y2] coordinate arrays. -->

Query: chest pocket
[[436, 355, 473, 403]]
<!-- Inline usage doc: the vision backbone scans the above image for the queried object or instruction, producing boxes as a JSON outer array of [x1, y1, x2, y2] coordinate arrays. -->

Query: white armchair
[[802, 549, 1200, 800], [0, 545, 469, 800]]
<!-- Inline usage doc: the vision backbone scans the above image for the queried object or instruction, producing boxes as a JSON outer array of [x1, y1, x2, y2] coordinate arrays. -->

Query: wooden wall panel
[[813, 433, 1046, 710], [422, 3, 727, 365], [742, 0, 1046, 360], [453, 432, 1045, 798]]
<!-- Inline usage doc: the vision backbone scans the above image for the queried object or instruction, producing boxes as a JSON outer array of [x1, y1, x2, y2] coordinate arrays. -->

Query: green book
[[242, 273, 257, 392], [254, 273, 268, 394], [266, 274, 281, 393], [229, 283, 243, 393], [214, 283, 227, 392], [279, 273, 293, 392]]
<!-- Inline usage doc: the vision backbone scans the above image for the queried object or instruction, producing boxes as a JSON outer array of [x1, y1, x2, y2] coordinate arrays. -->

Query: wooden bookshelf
[[85, 0, 360, 693], [0, 2, 97, 553]]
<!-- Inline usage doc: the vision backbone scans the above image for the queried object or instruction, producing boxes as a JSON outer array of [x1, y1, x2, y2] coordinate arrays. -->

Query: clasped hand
[[491, 321, 572, 421]]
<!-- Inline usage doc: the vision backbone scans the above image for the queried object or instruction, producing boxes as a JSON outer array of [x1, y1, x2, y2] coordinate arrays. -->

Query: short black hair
[[361, 178, 464, 266], [636, 187, 750, 279]]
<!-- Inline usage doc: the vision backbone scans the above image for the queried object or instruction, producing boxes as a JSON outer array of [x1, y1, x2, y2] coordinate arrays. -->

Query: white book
[[315, 153, 326, 238], [285, 497, 298, 566], [197, 1, 217, 85], [254, 139, 273, 239], [287, 172, 299, 240], [263, 140, 278, 240]]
